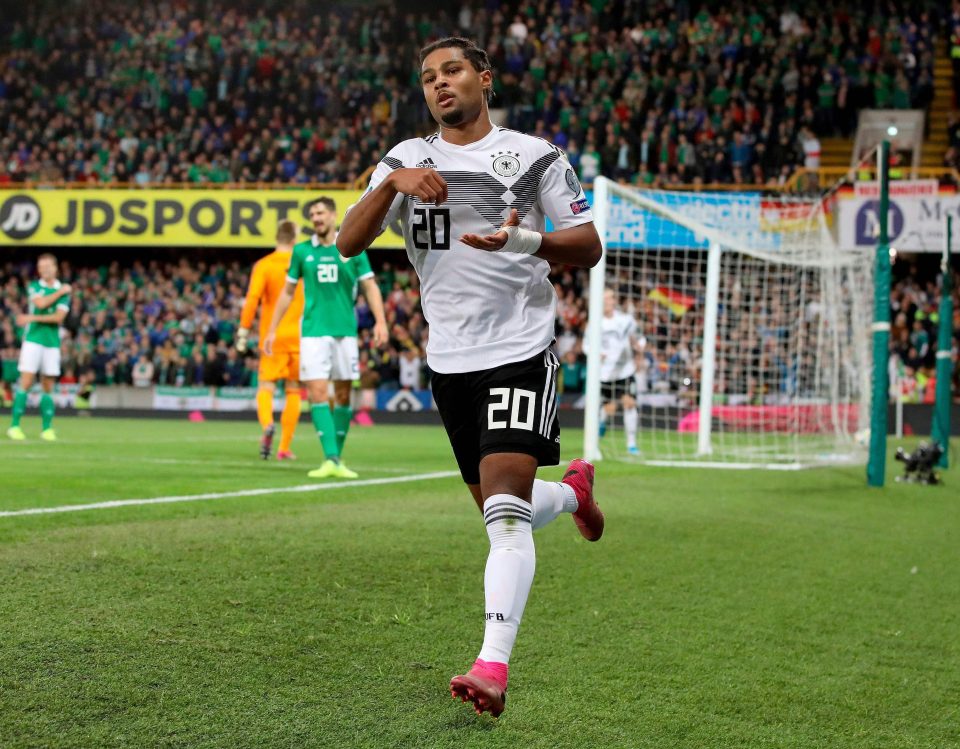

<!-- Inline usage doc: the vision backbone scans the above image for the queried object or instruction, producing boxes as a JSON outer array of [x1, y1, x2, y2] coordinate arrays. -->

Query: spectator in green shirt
[[560, 350, 587, 394]]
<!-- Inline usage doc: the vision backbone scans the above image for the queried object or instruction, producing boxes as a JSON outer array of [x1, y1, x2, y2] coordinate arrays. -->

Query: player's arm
[[30, 284, 72, 310], [460, 208, 601, 267], [360, 276, 389, 347], [460, 152, 601, 266], [17, 308, 68, 326], [338, 157, 447, 257], [533, 221, 602, 267], [262, 280, 296, 356], [629, 319, 643, 354], [237, 262, 266, 352]]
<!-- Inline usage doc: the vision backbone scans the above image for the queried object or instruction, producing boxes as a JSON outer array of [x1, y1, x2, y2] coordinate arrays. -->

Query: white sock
[[530, 479, 578, 530], [477, 494, 536, 665], [624, 407, 638, 448]]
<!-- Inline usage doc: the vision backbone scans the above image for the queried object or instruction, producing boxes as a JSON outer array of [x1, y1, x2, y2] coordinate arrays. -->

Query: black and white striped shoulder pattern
[[411, 150, 561, 230], [498, 127, 567, 159], [381, 156, 404, 170]]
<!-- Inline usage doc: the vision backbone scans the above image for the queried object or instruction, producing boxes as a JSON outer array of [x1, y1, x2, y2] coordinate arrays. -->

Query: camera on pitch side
[[894, 441, 944, 485]]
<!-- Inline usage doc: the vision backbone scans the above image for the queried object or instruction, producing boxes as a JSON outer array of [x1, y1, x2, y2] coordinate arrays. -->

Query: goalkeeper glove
[[236, 327, 249, 353]]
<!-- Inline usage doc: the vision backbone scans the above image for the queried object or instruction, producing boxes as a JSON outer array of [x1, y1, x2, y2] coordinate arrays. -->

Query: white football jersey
[[361, 126, 593, 374], [596, 311, 638, 382]]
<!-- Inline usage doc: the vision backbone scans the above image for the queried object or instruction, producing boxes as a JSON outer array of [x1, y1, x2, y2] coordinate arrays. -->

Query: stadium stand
[[0, 1, 955, 404], [0, 1, 942, 188], [1, 254, 956, 403]]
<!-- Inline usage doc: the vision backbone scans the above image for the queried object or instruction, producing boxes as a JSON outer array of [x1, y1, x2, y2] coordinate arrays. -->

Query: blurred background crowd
[[1, 251, 957, 403], [0, 0, 958, 404], [0, 0, 945, 188]]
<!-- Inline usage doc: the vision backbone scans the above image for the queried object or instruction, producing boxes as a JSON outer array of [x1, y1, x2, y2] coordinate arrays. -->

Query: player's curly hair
[[418, 37, 493, 103]]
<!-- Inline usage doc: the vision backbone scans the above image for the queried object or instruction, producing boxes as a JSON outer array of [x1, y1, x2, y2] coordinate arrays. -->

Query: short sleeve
[[57, 291, 71, 311], [286, 245, 303, 283], [27, 281, 43, 301], [538, 151, 594, 231], [350, 148, 407, 236], [355, 252, 374, 280]]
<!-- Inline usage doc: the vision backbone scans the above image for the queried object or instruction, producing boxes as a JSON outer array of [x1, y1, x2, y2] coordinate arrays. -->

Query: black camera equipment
[[894, 442, 944, 485]]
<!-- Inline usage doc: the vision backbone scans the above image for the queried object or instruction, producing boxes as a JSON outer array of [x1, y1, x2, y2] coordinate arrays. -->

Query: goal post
[[583, 177, 608, 462], [931, 214, 954, 468], [584, 176, 874, 469], [866, 140, 892, 487], [697, 240, 722, 458]]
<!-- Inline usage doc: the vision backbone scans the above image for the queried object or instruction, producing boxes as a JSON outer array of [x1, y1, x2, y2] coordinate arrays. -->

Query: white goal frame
[[583, 176, 870, 469]]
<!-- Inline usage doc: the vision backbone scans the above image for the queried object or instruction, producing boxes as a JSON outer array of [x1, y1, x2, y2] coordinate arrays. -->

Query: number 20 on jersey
[[317, 264, 339, 283]]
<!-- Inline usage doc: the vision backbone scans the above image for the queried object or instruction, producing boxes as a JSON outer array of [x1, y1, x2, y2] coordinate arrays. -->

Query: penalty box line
[[0, 471, 461, 518]]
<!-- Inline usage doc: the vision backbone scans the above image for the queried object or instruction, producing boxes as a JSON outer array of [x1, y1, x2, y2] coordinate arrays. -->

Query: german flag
[[648, 286, 695, 317]]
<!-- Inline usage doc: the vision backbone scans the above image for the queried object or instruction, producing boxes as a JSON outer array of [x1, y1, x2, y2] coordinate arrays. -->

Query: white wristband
[[499, 225, 543, 255]]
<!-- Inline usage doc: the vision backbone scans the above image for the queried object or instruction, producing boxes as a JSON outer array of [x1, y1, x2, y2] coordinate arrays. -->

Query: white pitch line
[[0, 435, 258, 447], [7, 454, 422, 473], [0, 471, 460, 518]]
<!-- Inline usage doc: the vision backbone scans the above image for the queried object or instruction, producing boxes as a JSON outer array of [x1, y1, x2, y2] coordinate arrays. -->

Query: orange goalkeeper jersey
[[241, 249, 304, 354]]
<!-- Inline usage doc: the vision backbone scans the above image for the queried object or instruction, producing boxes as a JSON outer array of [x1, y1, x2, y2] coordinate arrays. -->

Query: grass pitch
[[0, 417, 957, 748]]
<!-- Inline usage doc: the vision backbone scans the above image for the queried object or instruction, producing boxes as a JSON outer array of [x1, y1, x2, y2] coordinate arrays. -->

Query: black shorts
[[431, 348, 561, 484], [601, 377, 637, 403]]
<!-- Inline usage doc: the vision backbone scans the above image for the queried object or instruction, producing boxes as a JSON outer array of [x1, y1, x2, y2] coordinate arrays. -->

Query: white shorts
[[300, 336, 359, 382], [18, 341, 61, 377]]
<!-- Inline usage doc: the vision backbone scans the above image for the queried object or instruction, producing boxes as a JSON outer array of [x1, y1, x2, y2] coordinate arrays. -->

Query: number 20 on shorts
[[487, 387, 537, 431]]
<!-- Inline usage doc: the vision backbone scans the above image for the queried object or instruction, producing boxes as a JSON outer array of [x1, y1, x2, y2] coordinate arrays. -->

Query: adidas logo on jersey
[[306, 255, 315, 261], [415, 158, 438, 169]]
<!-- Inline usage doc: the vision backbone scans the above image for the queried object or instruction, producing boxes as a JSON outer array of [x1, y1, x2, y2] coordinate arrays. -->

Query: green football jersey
[[287, 238, 374, 338], [23, 280, 70, 348]]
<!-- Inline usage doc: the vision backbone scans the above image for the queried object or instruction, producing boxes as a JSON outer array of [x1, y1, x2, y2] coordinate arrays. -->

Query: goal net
[[584, 178, 873, 468]]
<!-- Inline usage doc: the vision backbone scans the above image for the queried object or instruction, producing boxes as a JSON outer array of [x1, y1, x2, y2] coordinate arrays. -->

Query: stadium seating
[[0, 255, 431, 391], [1, 254, 956, 402], [0, 1, 939, 187], [0, 2, 954, 400]]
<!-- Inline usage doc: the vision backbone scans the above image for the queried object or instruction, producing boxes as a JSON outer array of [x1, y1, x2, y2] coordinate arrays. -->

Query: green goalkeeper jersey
[[24, 280, 70, 348], [287, 238, 374, 338]]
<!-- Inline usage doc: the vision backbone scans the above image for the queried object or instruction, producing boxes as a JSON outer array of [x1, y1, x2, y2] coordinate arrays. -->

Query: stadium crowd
[[0, 0, 941, 189], [0, 0, 955, 404], [1, 253, 957, 405], [0, 254, 429, 395]]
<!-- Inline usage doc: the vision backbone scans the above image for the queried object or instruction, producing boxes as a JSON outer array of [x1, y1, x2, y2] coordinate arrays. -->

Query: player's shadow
[[445, 711, 498, 731]]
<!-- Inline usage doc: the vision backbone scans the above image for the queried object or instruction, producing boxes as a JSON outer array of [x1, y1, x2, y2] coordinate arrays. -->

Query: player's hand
[[387, 168, 448, 206], [372, 320, 389, 348], [236, 327, 249, 353], [460, 208, 519, 251], [262, 332, 276, 356], [60, 284, 72, 295], [15, 314, 31, 326]]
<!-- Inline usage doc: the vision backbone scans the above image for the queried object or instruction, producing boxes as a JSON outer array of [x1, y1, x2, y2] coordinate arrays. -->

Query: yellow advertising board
[[0, 189, 406, 248]]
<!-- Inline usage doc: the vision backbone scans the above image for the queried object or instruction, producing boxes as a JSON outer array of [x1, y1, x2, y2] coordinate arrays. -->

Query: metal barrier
[[2, 166, 957, 196]]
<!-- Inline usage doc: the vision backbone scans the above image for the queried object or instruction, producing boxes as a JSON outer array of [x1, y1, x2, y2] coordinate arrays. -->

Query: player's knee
[[623, 395, 637, 409], [305, 382, 329, 403], [479, 453, 538, 501], [332, 382, 351, 405]]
